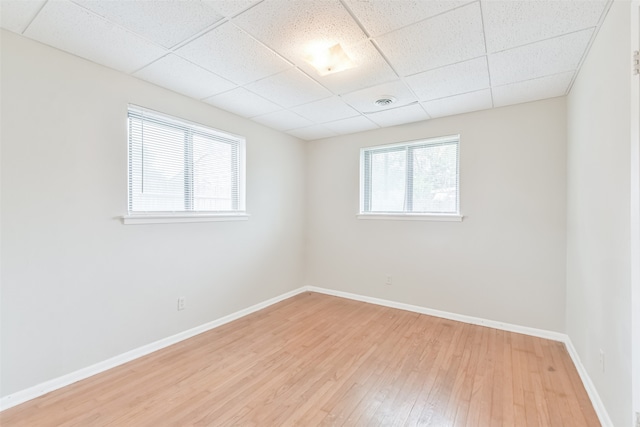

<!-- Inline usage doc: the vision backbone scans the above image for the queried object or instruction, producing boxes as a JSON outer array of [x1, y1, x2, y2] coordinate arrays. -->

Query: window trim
[[356, 213, 463, 222], [359, 135, 461, 220], [122, 212, 250, 225], [123, 105, 247, 224]]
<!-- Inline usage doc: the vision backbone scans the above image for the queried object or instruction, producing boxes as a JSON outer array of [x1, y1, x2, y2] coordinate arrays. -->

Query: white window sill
[[356, 213, 463, 222], [122, 213, 250, 225]]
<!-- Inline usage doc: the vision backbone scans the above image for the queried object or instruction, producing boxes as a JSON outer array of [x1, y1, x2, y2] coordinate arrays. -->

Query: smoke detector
[[374, 96, 396, 107]]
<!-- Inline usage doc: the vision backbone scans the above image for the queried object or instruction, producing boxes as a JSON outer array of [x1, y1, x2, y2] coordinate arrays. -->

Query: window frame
[[122, 105, 248, 225], [358, 135, 463, 222]]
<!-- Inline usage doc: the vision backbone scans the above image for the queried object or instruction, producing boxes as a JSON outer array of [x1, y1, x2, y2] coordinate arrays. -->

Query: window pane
[[193, 134, 235, 211], [361, 136, 459, 215], [128, 106, 246, 214], [370, 149, 407, 212], [130, 118, 185, 211], [412, 142, 458, 213]]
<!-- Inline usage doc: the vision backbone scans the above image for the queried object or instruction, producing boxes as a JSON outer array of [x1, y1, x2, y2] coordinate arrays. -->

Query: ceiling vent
[[374, 96, 396, 107]]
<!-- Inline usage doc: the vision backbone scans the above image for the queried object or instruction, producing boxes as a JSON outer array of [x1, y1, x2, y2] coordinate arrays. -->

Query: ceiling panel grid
[[0, 0, 613, 140]]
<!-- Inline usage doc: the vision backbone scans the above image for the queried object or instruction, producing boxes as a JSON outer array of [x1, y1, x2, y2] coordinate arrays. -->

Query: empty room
[[1, 0, 639, 425]]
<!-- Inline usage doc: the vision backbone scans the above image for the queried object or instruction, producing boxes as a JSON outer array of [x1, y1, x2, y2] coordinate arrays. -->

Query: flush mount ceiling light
[[305, 43, 356, 76]]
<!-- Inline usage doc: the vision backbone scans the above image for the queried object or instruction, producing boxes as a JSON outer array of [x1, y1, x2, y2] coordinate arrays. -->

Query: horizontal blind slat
[[128, 106, 245, 214], [361, 136, 459, 215]]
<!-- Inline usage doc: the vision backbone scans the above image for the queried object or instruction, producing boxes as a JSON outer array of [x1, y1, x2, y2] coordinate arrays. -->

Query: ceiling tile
[[232, 0, 398, 94], [252, 110, 313, 131], [492, 71, 574, 108], [488, 28, 593, 86], [203, 87, 281, 118], [324, 115, 379, 135], [405, 57, 490, 101], [374, 2, 485, 76], [134, 54, 236, 99], [205, 0, 262, 18], [300, 40, 398, 95], [422, 89, 492, 119], [24, 0, 167, 74], [0, 0, 46, 33], [246, 68, 331, 108], [8, 0, 613, 132], [175, 22, 292, 85], [344, 0, 470, 37], [366, 104, 429, 127], [341, 80, 418, 114], [71, 0, 224, 48], [482, 0, 608, 53], [291, 96, 359, 123], [287, 125, 338, 141], [232, 0, 367, 64]]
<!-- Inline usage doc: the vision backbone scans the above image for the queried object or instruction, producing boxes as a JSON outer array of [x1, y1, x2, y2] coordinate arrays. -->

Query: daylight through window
[[127, 106, 245, 214], [360, 136, 459, 215]]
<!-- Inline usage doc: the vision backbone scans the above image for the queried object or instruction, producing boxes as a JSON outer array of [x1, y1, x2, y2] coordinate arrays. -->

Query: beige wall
[[305, 98, 568, 332], [0, 30, 306, 396], [566, 1, 633, 426]]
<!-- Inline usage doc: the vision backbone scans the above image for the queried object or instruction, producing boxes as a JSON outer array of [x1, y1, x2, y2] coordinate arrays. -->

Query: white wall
[[0, 30, 306, 397], [2, 4, 634, 420], [633, 1, 640, 421], [305, 98, 568, 332], [566, 2, 633, 425]]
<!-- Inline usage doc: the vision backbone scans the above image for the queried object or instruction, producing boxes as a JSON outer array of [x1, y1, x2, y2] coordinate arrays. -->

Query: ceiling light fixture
[[305, 43, 355, 76]]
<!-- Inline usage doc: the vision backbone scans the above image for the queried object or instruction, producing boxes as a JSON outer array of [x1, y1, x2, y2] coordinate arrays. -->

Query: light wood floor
[[2, 292, 599, 426]]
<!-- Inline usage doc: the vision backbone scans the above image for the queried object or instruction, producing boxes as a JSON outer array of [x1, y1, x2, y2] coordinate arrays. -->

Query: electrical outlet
[[177, 296, 186, 311], [385, 275, 392, 285], [599, 349, 605, 373]]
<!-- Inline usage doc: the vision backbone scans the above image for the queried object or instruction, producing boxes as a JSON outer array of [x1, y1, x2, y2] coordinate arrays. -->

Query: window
[[359, 135, 460, 220], [125, 106, 246, 223]]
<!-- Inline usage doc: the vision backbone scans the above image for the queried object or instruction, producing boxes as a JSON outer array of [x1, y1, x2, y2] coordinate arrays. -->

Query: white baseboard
[[306, 286, 566, 341], [0, 287, 307, 412], [306, 285, 613, 427], [564, 338, 614, 427], [1, 285, 614, 427]]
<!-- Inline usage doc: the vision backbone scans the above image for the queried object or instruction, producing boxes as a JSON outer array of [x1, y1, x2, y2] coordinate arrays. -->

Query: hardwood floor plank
[[319, 322, 416, 424], [451, 324, 484, 427], [354, 314, 425, 425], [1, 293, 600, 426], [488, 329, 505, 427], [500, 331, 516, 427]]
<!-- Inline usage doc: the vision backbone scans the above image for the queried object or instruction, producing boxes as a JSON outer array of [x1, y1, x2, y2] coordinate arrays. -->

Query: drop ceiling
[[1, 0, 611, 140]]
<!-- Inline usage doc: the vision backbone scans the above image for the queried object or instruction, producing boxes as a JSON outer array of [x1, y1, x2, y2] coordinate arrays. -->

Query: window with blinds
[[127, 106, 245, 215], [360, 136, 459, 215]]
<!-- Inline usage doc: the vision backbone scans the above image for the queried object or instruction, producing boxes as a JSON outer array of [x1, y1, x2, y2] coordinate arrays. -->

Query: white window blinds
[[128, 106, 245, 214], [361, 136, 459, 214]]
